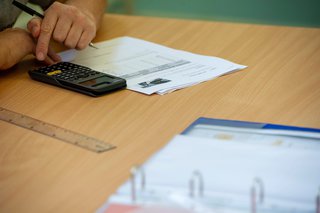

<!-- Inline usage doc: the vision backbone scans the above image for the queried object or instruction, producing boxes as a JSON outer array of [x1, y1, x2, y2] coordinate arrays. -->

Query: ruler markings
[[0, 107, 115, 153]]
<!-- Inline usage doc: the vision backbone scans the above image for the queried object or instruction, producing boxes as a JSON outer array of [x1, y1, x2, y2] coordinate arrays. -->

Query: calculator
[[29, 62, 126, 97]]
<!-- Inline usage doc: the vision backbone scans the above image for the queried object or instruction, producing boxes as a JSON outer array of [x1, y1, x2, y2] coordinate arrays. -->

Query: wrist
[[0, 28, 35, 70], [6, 28, 34, 54]]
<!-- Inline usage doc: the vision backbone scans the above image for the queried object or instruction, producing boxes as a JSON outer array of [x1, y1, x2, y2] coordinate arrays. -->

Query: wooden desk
[[0, 14, 320, 212]]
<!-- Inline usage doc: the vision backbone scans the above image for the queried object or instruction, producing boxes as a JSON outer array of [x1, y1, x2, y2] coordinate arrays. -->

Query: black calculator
[[29, 62, 126, 97]]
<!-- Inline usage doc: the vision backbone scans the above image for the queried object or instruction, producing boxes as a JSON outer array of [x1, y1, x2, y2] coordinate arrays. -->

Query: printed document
[[59, 37, 247, 95]]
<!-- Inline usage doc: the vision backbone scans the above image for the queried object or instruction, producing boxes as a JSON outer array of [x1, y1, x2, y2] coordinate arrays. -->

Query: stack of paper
[[59, 37, 247, 95]]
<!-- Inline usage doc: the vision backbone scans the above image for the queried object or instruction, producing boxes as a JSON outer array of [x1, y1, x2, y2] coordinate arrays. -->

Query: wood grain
[[0, 14, 319, 213]]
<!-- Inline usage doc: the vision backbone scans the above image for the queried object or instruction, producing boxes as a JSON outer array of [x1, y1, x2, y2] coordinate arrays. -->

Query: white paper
[[185, 124, 320, 150], [98, 134, 320, 213], [59, 37, 247, 95]]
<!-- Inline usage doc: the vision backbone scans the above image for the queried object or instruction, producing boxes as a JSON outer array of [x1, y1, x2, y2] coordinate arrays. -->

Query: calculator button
[[79, 74, 89, 78], [32, 62, 105, 82], [47, 70, 62, 76]]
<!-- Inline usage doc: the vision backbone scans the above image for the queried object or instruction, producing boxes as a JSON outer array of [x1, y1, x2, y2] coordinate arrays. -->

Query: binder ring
[[189, 170, 204, 198], [130, 165, 146, 202], [251, 177, 264, 213]]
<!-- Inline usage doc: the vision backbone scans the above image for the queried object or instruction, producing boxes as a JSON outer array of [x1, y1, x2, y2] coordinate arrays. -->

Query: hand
[[0, 28, 32, 70], [0, 28, 58, 70], [27, 18, 61, 64], [28, 2, 97, 61]]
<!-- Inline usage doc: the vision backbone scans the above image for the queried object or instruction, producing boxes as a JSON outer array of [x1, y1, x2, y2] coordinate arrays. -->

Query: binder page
[[59, 37, 246, 95], [182, 117, 320, 150], [185, 124, 320, 150], [98, 135, 320, 213]]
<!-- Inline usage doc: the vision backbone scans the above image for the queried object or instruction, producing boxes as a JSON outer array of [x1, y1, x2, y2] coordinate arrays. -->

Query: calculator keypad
[[29, 62, 126, 96], [35, 62, 101, 81]]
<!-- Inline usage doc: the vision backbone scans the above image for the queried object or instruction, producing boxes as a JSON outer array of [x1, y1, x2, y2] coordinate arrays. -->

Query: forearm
[[64, 0, 106, 30], [0, 29, 34, 70]]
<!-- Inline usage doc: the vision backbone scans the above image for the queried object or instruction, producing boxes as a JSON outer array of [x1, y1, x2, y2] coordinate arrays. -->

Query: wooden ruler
[[0, 107, 115, 153]]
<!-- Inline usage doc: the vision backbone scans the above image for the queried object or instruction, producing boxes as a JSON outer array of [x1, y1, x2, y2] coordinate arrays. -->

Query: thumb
[[27, 18, 42, 38]]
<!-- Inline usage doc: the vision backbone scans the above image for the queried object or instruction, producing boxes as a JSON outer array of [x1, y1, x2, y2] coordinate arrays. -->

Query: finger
[[43, 55, 55, 65], [31, 46, 55, 65], [64, 25, 83, 49], [47, 46, 61, 62], [36, 13, 58, 61], [43, 47, 62, 65], [52, 17, 72, 44], [31, 41, 57, 65], [76, 30, 94, 50], [27, 18, 42, 38]]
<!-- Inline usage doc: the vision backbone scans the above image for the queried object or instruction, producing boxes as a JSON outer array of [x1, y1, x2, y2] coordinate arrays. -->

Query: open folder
[[98, 118, 320, 213]]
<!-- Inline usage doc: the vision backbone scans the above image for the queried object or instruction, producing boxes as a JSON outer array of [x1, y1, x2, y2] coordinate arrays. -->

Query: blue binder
[[182, 117, 320, 138]]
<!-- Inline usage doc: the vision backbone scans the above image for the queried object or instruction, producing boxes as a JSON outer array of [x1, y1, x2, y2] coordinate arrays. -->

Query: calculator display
[[79, 76, 116, 87]]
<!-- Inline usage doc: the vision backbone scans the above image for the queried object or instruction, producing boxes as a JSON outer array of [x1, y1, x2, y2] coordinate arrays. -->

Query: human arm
[[0, 28, 34, 70], [28, 0, 107, 61], [0, 28, 61, 71]]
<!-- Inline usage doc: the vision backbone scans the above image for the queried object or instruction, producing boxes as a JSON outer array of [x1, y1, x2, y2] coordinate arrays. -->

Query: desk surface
[[1, 14, 320, 213]]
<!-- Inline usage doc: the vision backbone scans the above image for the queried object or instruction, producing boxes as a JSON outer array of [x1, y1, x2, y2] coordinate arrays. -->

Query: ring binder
[[251, 177, 264, 213], [130, 165, 145, 202], [317, 187, 320, 213], [189, 170, 204, 198], [99, 131, 320, 213]]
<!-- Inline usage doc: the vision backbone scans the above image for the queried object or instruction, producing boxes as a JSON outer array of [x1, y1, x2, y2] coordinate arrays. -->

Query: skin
[[0, 27, 61, 70], [0, 0, 106, 70]]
